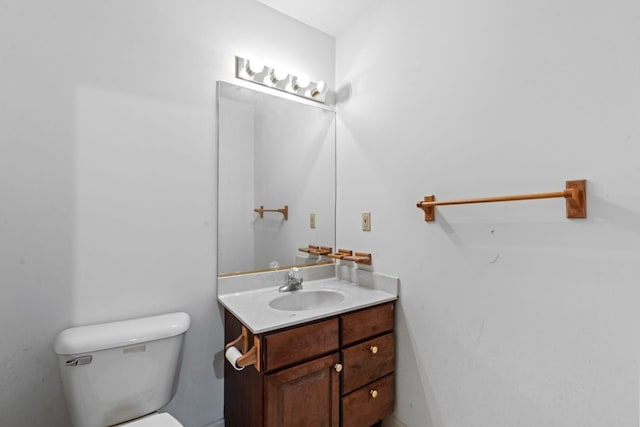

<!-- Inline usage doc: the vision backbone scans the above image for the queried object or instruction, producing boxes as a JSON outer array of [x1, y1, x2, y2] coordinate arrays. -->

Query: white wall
[[0, 1, 334, 425], [336, 1, 639, 426]]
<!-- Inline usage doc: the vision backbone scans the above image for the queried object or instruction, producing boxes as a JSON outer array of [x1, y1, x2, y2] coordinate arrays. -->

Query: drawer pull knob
[[334, 363, 343, 373], [370, 345, 378, 354], [370, 389, 378, 398]]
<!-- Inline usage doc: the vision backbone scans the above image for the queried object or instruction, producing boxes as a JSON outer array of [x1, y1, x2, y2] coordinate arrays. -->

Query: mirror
[[217, 82, 336, 276]]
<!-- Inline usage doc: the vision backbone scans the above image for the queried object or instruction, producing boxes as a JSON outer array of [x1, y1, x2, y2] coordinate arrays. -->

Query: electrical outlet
[[310, 213, 316, 229], [362, 212, 371, 231]]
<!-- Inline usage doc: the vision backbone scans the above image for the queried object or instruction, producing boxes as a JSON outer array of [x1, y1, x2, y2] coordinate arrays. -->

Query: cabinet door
[[265, 353, 340, 427]]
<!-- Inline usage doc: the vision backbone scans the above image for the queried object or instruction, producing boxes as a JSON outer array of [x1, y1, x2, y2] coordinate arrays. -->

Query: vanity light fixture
[[235, 56, 328, 104]]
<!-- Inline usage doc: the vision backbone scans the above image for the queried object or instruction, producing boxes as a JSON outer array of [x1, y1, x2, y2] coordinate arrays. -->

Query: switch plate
[[362, 212, 371, 231], [310, 213, 316, 229]]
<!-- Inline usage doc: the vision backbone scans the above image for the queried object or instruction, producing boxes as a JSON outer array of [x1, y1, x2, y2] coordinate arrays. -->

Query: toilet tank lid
[[54, 312, 191, 355]]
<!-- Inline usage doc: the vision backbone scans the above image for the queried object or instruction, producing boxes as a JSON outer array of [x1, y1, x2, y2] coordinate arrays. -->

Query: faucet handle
[[278, 267, 303, 292], [288, 267, 301, 279]]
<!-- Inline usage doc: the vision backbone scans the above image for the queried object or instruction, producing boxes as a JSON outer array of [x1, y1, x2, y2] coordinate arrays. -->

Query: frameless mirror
[[217, 82, 336, 276]]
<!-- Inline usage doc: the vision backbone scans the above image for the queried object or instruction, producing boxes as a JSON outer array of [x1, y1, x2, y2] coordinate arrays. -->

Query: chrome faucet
[[278, 267, 303, 292]]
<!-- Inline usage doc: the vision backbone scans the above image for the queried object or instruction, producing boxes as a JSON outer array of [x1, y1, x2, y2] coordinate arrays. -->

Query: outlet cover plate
[[362, 212, 371, 231]]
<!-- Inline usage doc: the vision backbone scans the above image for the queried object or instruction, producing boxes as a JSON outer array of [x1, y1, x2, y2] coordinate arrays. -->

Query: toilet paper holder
[[225, 325, 261, 372]]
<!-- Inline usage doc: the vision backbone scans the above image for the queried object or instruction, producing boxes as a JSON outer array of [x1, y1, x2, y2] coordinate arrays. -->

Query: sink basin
[[269, 289, 345, 311]]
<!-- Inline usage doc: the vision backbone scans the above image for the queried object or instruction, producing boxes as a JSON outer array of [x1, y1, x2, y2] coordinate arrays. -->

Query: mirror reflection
[[217, 82, 336, 276]]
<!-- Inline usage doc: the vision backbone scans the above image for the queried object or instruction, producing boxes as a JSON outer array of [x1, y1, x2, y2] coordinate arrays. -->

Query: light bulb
[[246, 58, 264, 76], [286, 75, 297, 92], [317, 81, 328, 94], [309, 80, 328, 97], [268, 68, 289, 85], [288, 73, 311, 91], [296, 73, 311, 89]]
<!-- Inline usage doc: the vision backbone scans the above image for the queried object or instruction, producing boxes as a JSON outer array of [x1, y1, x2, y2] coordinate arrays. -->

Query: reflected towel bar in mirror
[[299, 245, 332, 256], [254, 205, 288, 220], [416, 180, 586, 221], [327, 249, 372, 265]]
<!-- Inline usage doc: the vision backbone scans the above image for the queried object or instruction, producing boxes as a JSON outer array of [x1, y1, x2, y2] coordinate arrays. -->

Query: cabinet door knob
[[334, 363, 343, 373], [370, 389, 378, 398], [370, 345, 378, 354]]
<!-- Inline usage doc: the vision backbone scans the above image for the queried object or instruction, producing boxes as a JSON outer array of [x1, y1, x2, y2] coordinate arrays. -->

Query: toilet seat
[[118, 413, 183, 427]]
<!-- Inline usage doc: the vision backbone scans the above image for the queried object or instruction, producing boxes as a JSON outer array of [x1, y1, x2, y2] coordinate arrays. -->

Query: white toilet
[[54, 312, 190, 427]]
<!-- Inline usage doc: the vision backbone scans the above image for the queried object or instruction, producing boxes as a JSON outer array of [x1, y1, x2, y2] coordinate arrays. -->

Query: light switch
[[310, 213, 316, 229]]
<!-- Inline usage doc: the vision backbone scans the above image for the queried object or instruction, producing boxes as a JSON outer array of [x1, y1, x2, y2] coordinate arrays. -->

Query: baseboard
[[210, 415, 404, 427], [382, 415, 409, 427]]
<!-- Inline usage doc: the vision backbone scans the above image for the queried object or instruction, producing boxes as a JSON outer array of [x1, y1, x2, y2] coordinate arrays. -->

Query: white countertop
[[218, 276, 397, 334]]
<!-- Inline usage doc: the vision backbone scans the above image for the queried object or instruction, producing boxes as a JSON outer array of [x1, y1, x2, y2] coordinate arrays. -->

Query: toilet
[[54, 312, 190, 427]]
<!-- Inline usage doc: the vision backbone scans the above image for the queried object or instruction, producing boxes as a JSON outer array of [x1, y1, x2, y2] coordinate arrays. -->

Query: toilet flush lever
[[65, 355, 92, 366]]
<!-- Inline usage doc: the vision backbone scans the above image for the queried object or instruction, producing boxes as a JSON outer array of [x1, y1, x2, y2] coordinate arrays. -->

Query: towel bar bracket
[[421, 195, 435, 221], [565, 180, 586, 219]]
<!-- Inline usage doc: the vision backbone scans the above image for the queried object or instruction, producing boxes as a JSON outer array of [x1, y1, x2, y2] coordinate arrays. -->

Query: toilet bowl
[[54, 312, 190, 427]]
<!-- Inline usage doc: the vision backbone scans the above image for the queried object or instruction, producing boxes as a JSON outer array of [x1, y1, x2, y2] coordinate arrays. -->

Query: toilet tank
[[54, 312, 190, 427]]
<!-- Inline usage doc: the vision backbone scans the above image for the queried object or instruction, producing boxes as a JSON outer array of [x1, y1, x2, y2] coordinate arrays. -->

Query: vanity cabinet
[[224, 302, 395, 427]]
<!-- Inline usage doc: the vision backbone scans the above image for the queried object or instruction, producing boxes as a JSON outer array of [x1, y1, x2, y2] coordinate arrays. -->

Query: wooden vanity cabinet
[[224, 302, 395, 427]]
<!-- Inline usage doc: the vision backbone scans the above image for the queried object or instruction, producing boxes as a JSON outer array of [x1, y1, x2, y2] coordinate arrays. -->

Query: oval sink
[[269, 290, 345, 311]]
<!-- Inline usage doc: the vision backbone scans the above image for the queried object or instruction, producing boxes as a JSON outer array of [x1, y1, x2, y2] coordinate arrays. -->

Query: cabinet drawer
[[342, 374, 394, 427], [342, 333, 394, 394], [263, 318, 339, 372], [341, 302, 394, 346]]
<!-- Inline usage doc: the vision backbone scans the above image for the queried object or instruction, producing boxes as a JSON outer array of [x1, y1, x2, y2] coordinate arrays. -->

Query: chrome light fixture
[[235, 56, 328, 104]]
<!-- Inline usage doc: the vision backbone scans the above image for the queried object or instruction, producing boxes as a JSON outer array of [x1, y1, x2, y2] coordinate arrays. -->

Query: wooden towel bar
[[416, 180, 586, 221], [254, 205, 288, 220]]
